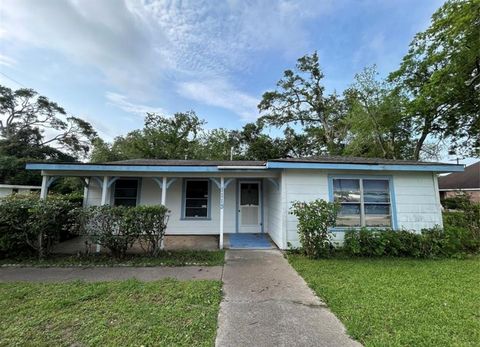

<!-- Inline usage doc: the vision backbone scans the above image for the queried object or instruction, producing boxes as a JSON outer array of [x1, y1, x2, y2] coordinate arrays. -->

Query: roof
[[25, 156, 465, 173], [106, 159, 265, 167], [438, 162, 480, 190], [270, 156, 458, 166]]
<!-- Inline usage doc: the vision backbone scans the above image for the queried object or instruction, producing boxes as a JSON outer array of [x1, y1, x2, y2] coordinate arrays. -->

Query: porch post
[[219, 176, 225, 249], [40, 175, 48, 200], [161, 176, 167, 205], [97, 176, 109, 253], [161, 176, 167, 250], [100, 176, 109, 205]]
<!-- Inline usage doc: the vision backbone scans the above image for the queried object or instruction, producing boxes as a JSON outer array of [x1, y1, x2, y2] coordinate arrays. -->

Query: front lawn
[[0, 279, 222, 346], [0, 250, 225, 267], [289, 255, 480, 347]]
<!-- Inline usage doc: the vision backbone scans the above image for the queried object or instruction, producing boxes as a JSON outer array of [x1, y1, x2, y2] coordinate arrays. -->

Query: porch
[[30, 160, 282, 250]]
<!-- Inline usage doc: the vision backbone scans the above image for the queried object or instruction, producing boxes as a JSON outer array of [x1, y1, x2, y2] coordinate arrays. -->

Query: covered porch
[[27, 161, 282, 250]]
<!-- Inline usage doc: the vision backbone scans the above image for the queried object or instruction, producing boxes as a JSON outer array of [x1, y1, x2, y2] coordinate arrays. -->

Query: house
[[0, 184, 42, 198], [26, 157, 463, 249], [438, 161, 480, 203]]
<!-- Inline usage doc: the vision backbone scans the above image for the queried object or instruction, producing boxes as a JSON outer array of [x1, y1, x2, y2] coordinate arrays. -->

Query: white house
[[0, 184, 42, 198], [26, 157, 464, 249]]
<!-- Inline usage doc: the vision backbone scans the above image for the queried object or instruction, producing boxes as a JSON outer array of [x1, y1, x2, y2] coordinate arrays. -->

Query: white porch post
[[97, 176, 109, 253], [161, 176, 167, 250], [161, 176, 167, 205], [219, 176, 225, 249], [100, 176, 109, 205], [40, 175, 48, 200]]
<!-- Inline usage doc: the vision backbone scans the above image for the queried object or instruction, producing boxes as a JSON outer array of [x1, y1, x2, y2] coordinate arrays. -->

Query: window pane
[[185, 207, 208, 218], [240, 183, 259, 205], [114, 179, 138, 206], [185, 199, 208, 208], [337, 204, 361, 227], [365, 204, 391, 227], [114, 198, 137, 207], [186, 181, 209, 198], [184, 180, 209, 218], [363, 180, 390, 203], [333, 179, 360, 202], [115, 180, 138, 189]]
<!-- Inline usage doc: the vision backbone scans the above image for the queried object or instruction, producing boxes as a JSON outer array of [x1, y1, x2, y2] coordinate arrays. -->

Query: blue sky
[[3, 0, 471, 164]]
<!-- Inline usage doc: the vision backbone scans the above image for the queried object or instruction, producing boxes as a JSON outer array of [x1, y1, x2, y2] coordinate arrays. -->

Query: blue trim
[[27, 161, 464, 174], [267, 161, 464, 172], [327, 174, 398, 231], [26, 163, 263, 173], [181, 178, 212, 220]]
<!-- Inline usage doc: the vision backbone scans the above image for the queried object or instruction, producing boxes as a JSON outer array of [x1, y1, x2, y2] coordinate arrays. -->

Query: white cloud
[[0, 54, 16, 67], [0, 0, 333, 120], [177, 79, 259, 121], [106, 91, 167, 118]]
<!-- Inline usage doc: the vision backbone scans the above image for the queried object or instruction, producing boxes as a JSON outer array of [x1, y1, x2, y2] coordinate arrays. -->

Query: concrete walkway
[[0, 266, 223, 282], [215, 250, 361, 347]]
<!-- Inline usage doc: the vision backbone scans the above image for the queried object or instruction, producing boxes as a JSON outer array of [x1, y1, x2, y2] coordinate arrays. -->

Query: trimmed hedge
[[0, 194, 81, 258], [78, 205, 169, 258], [343, 226, 480, 258]]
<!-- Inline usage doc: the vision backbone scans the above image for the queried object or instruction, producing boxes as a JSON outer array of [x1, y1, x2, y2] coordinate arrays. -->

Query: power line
[[0, 71, 27, 88]]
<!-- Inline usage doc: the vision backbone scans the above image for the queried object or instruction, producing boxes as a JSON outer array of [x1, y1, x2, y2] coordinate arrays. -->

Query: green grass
[[0, 250, 225, 267], [289, 255, 480, 347], [0, 279, 222, 346]]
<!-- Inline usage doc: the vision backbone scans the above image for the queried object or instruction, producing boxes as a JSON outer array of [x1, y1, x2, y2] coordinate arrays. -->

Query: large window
[[183, 179, 209, 219], [113, 179, 138, 206], [332, 178, 392, 228]]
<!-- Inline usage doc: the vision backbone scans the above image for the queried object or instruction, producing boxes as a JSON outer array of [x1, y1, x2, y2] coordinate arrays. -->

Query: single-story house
[[0, 184, 42, 198], [26, 157, 464, 249], [439, 161, 480, 203]]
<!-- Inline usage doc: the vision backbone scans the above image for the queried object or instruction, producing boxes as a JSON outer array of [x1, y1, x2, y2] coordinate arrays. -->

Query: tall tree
[[91, 111, 205, 162], [343, 66, 414, 159], [0, 86, 97, 158], [388, 0, 480, 159], [258, 52, 348, 155]]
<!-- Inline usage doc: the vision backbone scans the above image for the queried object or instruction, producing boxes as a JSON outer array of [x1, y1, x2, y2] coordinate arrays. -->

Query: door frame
[[236, 179, 264, 233]]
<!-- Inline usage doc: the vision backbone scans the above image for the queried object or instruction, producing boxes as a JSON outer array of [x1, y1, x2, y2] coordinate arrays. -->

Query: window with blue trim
[[333, 178, 391, 228], [184, 179, 209, 218]]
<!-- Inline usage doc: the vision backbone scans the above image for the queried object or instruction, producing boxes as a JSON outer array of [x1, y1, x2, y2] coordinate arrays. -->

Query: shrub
[[79, 205, 169, 258], [127, 205, 169, 256], [343, 226, 480, 259], [0, 194, 80, 258], [290, 199, 339, 258]]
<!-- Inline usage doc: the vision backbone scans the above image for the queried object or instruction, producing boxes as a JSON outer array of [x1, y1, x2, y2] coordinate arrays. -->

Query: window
[[332, 178, 391, 228], [183, 179, 209, 218], [113, 179, 138, 206]]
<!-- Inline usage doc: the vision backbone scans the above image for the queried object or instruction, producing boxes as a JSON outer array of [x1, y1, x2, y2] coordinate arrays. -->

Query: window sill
[[180, 217, 212, 221]]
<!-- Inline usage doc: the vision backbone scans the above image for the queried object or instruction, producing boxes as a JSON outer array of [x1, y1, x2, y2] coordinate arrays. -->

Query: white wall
[[86, 177, 238, 235], [394, 172, 443, 230], [264, 176, 284, 249], [283, 170, 444, 248]]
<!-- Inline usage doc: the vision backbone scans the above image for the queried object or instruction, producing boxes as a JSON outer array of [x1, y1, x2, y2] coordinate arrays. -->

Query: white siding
[[86, 177, 237, 235], [283, 170, 443, 248], [264, 176, 284, 249], [394, 172, 443, 230]]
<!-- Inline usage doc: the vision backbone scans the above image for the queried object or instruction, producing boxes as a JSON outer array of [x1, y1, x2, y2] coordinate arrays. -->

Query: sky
[[0, 0, 474, 165]]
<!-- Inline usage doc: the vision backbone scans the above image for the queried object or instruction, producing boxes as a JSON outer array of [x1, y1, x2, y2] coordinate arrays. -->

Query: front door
[[238, 181, 262, 233]]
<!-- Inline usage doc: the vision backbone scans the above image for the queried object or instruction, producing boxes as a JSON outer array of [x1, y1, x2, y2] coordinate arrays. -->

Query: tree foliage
[[258, 52, 348, 155], [388, 0, 480, 158]]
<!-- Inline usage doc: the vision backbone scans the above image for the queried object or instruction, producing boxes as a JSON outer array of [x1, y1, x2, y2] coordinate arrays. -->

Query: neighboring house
[[438, 161, 480, 203], [0, 184, 42, 198], [26, 157, 463, 249]]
